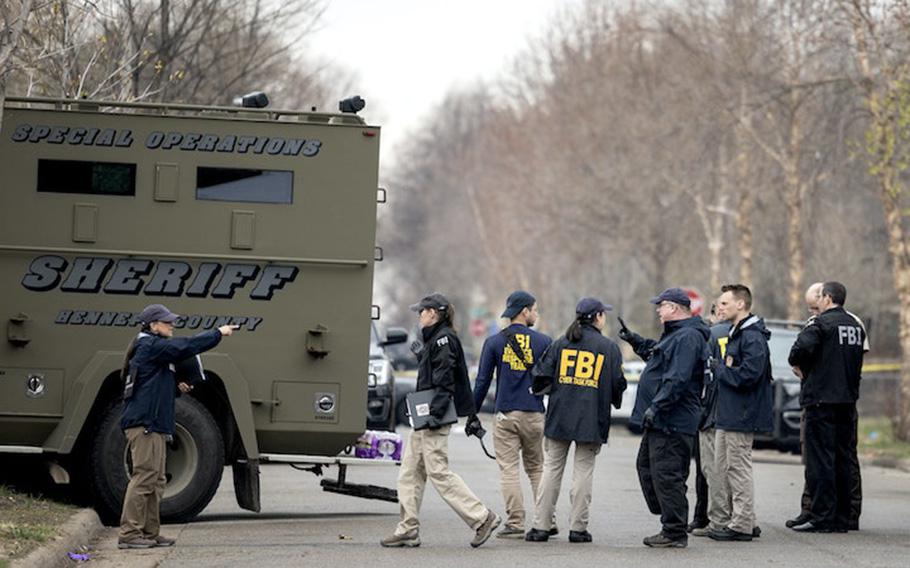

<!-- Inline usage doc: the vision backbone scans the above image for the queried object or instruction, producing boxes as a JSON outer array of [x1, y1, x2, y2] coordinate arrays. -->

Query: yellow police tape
[[863, 362, 901, 373]]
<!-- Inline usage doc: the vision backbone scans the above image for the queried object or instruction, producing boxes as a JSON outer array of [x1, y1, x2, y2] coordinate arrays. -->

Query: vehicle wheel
[[395, 399, 409, 427], [88, 396, 224, 525]]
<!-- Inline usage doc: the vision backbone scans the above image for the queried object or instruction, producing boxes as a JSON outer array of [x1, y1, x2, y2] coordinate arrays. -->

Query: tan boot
[[380, 530, 420, 548], [117, 536, 156, 549], [471, 510, 501, 548]]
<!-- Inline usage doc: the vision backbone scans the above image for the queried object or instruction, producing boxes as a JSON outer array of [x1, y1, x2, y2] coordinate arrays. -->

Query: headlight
[[368, 359, 390, 386]]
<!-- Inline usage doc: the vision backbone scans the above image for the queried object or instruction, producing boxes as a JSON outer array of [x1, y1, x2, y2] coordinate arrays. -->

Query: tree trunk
[[735, 88, 753, 287], [785, 110, 805, 322], [154, 0, 171, 101], [737, 191, 753, 287], [898, 293, 910, 441], [879, 172, 910, 440], [785, 176, 805, 321]]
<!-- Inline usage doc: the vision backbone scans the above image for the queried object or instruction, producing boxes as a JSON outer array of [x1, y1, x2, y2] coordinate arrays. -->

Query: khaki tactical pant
[[492, 411, 545, 530], [119, 427, 166, 540], [532, 437, 601, 532], [701, 428, 755, 533], [395, 425, 489, 535]]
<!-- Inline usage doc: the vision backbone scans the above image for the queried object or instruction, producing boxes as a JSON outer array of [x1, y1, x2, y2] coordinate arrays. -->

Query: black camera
[[233, 91, 269, 109], [339, 95, 366, 114]]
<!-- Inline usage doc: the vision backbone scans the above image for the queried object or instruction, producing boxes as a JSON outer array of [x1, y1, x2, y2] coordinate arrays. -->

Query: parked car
[[614, 360, 644, 432], [366, 323, 408, 431], [393, 345, 489, 427], [393, 370, 418, 427], [757, 320, 802, 453]]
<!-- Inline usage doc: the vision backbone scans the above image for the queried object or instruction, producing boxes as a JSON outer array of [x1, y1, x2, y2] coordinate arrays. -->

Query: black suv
[[366, 323, 408, 431], [757, 320, 803, 453]]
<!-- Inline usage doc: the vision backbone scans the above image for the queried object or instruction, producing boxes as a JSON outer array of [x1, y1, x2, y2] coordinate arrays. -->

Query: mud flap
[[320, 464, 398, 502], [233, 459, 261, 513]]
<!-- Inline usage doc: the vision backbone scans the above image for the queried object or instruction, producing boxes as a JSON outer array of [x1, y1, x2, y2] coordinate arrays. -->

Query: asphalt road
[[86, 424, 910, 567]]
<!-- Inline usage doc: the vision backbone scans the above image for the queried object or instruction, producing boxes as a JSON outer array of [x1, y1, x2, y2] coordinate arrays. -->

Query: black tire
[[88, 396, 224, 525]]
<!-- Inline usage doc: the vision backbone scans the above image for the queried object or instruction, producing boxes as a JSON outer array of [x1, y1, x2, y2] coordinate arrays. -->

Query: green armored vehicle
[[0, 95, 396, 522]]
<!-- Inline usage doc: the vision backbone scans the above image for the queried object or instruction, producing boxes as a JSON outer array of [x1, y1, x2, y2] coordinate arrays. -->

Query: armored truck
[[0, 96, 388, 522]]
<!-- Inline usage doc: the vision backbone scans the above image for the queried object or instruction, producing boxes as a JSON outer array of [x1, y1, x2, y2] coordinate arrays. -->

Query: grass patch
[[0, 485, 77, 561], [858, 417, 910, 461]]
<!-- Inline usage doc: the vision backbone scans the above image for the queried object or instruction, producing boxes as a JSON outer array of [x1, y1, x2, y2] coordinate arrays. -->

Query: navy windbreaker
[[121, 329, 222, 434]]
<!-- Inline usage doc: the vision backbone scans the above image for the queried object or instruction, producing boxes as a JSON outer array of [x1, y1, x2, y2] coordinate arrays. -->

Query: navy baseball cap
[[501, 290, 536, 319], [409, 293, 450, 312], [139, 304, 180, 324], [650, 287, 691, 307], [575, 297, 613, 317]]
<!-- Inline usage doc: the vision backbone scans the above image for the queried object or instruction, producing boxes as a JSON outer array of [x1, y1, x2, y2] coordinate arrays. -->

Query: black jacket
[[532, 324, 626, 444], [120, 329, 222, 434], [416, 321, 476, 417], [700, 321, 732, 431], [713, 315, 773, 433], [789, 306, 865, 407], [630, 316, 710, 435]]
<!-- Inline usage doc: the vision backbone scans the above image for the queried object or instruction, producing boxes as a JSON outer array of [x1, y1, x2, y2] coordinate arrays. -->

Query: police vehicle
[[0, 95, 400, 522]]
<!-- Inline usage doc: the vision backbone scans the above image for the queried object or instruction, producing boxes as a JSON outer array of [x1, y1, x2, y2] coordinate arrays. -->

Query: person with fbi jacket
[[381, 293, 501, 549], [524, 297, 626, 544]]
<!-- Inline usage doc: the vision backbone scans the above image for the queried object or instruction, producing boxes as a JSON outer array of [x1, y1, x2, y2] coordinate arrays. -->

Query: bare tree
[[0, 0, 36, 126], [838, 0, 910, 439], [6, 0, 342, 109]]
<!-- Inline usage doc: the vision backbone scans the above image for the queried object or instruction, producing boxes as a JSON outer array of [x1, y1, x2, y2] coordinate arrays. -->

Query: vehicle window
[[37, 159, 135, 196], [196, 167, 293, 204], [769, 330, 799, 378], [370, 323, 383, 357]]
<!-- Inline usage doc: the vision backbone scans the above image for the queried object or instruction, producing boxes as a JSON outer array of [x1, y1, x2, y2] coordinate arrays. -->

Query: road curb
[[11, 508, 103, 568], [861, 454, 910, 474]]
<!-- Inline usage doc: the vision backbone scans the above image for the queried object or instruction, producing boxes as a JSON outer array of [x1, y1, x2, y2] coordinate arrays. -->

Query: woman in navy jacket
[[118, 304, 236, 550]]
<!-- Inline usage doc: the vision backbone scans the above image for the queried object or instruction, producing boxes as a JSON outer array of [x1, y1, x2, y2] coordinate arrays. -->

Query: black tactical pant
[[637, 430, 694, 540], [693, 432, 708, 526], [799, 407, 862, 526], [804, 404, 856, 528]]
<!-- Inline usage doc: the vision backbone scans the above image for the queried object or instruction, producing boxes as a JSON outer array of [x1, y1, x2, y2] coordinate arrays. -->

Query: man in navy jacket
[[699, 285, 772, 542], [621, 288, 710, 548]]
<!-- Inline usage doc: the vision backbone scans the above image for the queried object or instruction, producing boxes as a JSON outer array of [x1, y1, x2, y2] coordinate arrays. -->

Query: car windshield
[[768, 328, 799, 380]]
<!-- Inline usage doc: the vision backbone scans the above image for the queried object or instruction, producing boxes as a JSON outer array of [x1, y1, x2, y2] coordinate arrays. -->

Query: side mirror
[[381, 327, 408, 347]]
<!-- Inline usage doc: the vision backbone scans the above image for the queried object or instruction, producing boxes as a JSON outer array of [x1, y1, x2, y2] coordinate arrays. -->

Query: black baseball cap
[[138, 304, 180, 324], [650, 287, 691, 307], [409, 293, 450, 312], [501, 290, 536, 319], [575, 297, 612, 317]]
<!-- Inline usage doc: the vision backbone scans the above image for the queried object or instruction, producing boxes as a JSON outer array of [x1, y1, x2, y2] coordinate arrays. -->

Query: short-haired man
[[788, 282, 866, 532], [698, 285, 772, 542], [471, 291, 552, 538], [788, 282, 869, 530], [688, 302, 730, 534], [621, 288, 710, 548]]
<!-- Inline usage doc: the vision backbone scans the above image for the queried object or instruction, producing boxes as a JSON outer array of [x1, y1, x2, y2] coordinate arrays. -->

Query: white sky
[[310, 0, 581, 169]]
